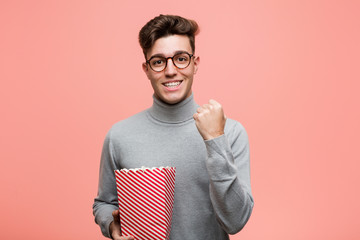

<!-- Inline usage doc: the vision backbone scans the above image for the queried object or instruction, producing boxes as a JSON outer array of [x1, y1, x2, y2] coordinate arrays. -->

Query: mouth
[[162, 80, 183, 89]]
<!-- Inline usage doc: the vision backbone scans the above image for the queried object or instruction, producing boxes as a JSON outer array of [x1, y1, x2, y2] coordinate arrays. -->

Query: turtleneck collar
[[147, 93, 199, 124]]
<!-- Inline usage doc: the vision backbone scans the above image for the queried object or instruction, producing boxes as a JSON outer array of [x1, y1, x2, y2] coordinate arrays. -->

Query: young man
[[93, 15, 254, 240]]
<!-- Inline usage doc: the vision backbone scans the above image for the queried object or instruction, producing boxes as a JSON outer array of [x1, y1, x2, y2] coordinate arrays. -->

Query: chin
[[160, 95, 185, 105]]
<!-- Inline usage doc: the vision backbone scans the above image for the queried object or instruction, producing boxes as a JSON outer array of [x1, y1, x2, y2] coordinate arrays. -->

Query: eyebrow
[[148, 50, 190, 59]]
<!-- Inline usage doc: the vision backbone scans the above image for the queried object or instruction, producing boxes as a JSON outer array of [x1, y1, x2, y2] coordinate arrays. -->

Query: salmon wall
[[1, 1, 359, 239]]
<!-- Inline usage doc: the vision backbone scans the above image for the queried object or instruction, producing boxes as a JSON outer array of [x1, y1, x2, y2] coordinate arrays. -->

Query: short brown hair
[[139, 14, 199, 58]]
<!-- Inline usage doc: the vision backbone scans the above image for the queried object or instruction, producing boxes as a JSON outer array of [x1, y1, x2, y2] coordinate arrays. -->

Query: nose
[[164, 58, 177, 77]]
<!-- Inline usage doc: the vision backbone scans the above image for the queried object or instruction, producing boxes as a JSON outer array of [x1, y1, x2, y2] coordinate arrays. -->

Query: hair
[[139, 14, 199, 58]]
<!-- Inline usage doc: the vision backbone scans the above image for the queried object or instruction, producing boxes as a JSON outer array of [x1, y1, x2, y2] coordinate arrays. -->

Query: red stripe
[[117, 180, 164, 216], [115, 168, 176, 240], [118, 183, 171, 227], [120, 173, 166, 208], [116, 170, 175, 225], [116, 171, 172, 223], [119, 203, 165, 240], [122, 172, 165, 200], [121, 209, 167, 239], [121, 211, 166, 240], [120, 217, 150, 240], [119, 190, 168, 226], [117, 179, 170, 225], [124, 171, 165, 197], [130, 170, 165, 193]]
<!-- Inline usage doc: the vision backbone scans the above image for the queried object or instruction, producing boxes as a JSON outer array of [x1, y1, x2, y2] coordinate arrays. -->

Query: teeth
[[164, 81, 181, 88]]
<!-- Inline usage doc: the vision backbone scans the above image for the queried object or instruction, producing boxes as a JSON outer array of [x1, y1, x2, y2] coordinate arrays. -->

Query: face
[[142, 34, 200, 104]]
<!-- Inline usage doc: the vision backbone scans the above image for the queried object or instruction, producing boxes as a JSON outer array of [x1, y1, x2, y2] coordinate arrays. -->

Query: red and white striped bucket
[[115, 167, 176, 240]]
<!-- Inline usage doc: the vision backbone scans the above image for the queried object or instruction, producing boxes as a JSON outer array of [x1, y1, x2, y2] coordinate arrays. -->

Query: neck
[[148, 94, 198, 124]]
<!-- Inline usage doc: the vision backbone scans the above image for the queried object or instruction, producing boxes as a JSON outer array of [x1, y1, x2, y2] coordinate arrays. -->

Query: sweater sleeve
[[93, 130, 119, 238], [204, 121, 254, 234]]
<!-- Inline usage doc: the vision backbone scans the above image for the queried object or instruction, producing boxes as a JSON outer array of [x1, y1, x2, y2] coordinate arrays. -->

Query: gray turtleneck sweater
[[93, 94, 254, 239]]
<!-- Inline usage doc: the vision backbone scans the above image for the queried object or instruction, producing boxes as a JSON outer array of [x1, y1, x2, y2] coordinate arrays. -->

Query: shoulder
[[105, 110, 148, 141]]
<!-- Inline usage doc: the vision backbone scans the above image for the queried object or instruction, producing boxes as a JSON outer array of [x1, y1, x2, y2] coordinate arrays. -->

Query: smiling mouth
[[162, 81, 182, 88]]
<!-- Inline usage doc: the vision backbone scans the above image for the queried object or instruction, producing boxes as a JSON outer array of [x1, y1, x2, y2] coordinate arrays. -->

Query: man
[[93, 14, 254, 240]]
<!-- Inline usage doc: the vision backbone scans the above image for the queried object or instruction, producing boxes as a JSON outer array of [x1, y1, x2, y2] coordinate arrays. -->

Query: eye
[[151, 58, 165, 66], [175, 55, 188, 62]]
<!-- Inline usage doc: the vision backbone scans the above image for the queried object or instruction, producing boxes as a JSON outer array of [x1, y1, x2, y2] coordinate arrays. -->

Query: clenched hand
[[193, 99, 226, 140]]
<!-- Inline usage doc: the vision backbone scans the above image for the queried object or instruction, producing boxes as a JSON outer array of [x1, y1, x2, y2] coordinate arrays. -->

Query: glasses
[[146, 52, 194, 72]]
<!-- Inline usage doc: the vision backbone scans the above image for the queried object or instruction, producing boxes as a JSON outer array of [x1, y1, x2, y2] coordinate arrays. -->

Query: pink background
[[1, 0, 359, 239]]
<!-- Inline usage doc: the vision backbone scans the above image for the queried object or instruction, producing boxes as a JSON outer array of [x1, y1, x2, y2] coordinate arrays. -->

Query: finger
[[112, 210, 120, 222], [209, 99, 220, 106], [193, 112, 206, 119], [197, 108, 210, 116], [120, 236, 135, 240], [209, 100, 223, 110], [112, 233, 122, 240], [202, 103, 213, 110], [112, 209, 119, 217], [196, 107, 205, 113]]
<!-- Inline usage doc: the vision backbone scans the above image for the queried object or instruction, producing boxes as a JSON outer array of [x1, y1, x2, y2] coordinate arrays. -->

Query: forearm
[[93, 131, 120, 238], [205, 132, 254, 234], [93, 200, 118, 238]]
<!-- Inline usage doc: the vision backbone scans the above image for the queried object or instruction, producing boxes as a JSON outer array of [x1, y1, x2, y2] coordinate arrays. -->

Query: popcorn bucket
[[115, 167, 176, 240]]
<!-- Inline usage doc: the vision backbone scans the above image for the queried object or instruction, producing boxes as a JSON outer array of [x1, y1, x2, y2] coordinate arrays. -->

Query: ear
[[193, 56, 200, 74], [142, 62, 150, 79]]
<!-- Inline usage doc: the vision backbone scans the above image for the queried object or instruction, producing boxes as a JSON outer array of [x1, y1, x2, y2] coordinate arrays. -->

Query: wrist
[[203, 131, 224, 140]]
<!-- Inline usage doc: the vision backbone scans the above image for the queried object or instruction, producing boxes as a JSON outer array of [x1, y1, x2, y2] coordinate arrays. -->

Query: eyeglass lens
[[148, 52, 192, 72]]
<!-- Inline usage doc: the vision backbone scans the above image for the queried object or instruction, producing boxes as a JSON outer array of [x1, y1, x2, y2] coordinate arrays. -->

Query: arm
[[93, 130, 136, 240], [93, 130, 120, 238], [193, 100, 254, 234], [205, 124, 253, 234]]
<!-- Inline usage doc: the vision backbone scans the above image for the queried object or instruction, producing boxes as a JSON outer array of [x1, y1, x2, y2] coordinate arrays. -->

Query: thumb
[[123, 236, 135, 240], [112, 209, 120, 223]]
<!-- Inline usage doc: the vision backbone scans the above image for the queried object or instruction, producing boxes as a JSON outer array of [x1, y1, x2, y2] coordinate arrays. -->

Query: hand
[[110, 210, 135, 240], [193, 99, 226, 140]]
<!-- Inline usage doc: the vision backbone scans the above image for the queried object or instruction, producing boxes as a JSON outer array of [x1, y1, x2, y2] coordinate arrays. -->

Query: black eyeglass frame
[[146, 52, 194, 72]]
